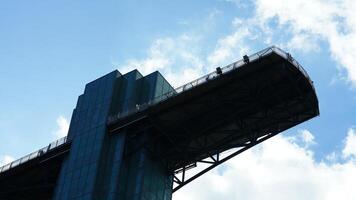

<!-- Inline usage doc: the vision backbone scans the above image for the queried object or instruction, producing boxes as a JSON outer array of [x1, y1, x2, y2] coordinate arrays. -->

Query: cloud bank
[[173, 129, 356, 200]]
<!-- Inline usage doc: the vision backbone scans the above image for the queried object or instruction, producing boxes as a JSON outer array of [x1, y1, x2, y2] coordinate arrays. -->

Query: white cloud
[[207, 26, 250, 70], [119, 34, 205, 87], [0, 155, 14, 166], [325, 151, 338, 163], [173, 129, 356, 200], [117, 20, 255, 88], [300, 129, 316, 146], [117, 10, 255, 88], [342, 128, 356, 158], [53, 116, 69, 139], [285, 33, 320, 53]]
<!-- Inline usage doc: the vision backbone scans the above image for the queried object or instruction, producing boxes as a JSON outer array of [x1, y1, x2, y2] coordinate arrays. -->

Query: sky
[[0, 0, 356, 199]]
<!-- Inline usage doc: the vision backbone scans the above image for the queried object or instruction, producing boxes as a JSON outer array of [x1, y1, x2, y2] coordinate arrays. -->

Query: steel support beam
[[172, 132, 278, 192]]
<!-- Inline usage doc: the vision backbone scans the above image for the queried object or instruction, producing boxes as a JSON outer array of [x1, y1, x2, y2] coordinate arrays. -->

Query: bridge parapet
[[107, 46, 315, 125], [0, 136, 69, 173]]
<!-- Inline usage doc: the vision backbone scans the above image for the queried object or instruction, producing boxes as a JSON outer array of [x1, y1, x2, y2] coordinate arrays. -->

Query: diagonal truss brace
[[172, 132, 278, 193]]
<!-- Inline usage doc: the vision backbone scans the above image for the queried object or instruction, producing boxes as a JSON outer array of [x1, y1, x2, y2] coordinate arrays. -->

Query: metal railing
[[107, 46, 314, 124], [0, 136, 69, 173]]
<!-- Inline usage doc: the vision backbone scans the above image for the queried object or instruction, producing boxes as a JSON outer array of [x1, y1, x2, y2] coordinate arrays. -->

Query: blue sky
[[1, 0, 356, 199]]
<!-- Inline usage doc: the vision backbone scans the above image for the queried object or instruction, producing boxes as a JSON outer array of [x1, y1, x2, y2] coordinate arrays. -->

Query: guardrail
[[107, 46, 314, 125], [0, 136, 69, 174]]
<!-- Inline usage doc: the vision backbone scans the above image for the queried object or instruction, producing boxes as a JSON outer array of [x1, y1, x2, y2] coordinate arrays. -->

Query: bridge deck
[[0, 137, 70, 200], [107, 47, 319, 170]]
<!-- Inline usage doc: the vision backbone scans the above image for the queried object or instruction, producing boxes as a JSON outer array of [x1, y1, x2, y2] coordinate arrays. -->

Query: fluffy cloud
[[343, 128, 356, 158], [117, 10, 257, 88], [299, 129, 316, 146], [285, 33, 320, 53], [0, 155, 14, 166], [173, 129, 356, 200], [53, 116, 69, 139], [207, 25, 250, 69], [119, 34, 204, 87], [118, 22, 254, 88]]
